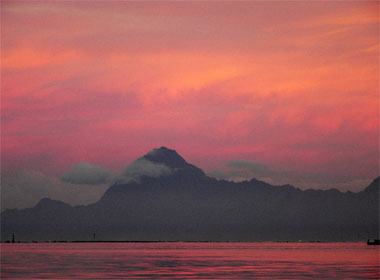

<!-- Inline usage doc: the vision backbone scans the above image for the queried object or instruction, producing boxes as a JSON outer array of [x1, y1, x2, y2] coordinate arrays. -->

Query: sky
[[1, 1, 379, 210]]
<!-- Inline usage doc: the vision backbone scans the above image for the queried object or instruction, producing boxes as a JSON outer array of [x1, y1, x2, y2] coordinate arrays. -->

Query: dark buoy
[[367, 239, 380, 245]]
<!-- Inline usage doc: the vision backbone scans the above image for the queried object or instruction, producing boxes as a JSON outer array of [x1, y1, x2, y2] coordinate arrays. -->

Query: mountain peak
[[34, 197, 71, 210], [143, 147, 189, 168]]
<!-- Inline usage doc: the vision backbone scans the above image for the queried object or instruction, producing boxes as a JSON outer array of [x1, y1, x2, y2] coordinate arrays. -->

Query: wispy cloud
[[61, 162, 113, 185], [116, 158, 173, 184]]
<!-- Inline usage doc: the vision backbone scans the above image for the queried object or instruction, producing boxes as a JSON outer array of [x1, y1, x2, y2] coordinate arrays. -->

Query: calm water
[[1, 242, 379, 279]]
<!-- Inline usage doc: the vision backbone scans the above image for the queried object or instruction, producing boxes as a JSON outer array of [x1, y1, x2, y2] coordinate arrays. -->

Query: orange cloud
[[2, 47, 80, 70]]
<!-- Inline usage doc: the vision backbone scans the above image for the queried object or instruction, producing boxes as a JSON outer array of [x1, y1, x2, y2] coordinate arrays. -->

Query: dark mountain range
[[1, 147, 379, 242]]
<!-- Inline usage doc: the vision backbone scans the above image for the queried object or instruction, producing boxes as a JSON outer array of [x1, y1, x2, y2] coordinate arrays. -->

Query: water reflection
[[1, 242, 379, 279]]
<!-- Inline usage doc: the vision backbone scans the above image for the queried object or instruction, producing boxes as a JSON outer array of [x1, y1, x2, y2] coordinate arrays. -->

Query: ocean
[[1, 242, 379, 279]]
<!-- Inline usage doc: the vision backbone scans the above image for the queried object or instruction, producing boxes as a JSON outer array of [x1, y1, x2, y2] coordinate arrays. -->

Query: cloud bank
[[1, 159, 176, 211], [1, 171, 109, 211], [208, 159, 374, 191], [61, 162, 113, 185]]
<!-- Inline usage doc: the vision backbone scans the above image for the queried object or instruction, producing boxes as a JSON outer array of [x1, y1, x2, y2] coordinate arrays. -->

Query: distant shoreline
[[1, 240, 368, 244]]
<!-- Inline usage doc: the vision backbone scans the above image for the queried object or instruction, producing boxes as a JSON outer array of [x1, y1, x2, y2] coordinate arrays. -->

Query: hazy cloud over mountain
[[61, 162, 113, 185], [209, 160, 291, 183], [1, 156, 176, 210], [117, 158, 173, 184], [2, 154, 374, 211], [209, 159, 373, 191]]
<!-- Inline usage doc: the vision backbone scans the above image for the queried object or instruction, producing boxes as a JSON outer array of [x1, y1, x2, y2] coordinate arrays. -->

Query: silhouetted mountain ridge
[[34, 198, 71, 211], [1, 147, 379, 242]]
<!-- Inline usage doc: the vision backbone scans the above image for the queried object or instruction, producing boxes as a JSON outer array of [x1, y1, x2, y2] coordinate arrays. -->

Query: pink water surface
[[1, 242, 379, 279]]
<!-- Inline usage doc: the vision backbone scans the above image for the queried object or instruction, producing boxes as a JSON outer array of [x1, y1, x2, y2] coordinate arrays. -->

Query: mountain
[[1, 147, 379, 242], [143, 146, 193, 168], [363, 177, 380, 193]]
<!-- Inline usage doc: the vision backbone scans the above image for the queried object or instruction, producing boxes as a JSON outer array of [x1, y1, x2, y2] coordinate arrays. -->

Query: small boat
[[367, 239, 380, 245]]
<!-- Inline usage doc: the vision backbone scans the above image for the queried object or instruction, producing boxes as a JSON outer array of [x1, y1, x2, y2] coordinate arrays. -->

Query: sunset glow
[[1, 1, 379, 203]]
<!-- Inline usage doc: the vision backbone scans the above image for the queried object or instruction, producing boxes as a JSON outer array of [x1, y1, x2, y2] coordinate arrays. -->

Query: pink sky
[[1, 1, 379, 191]]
